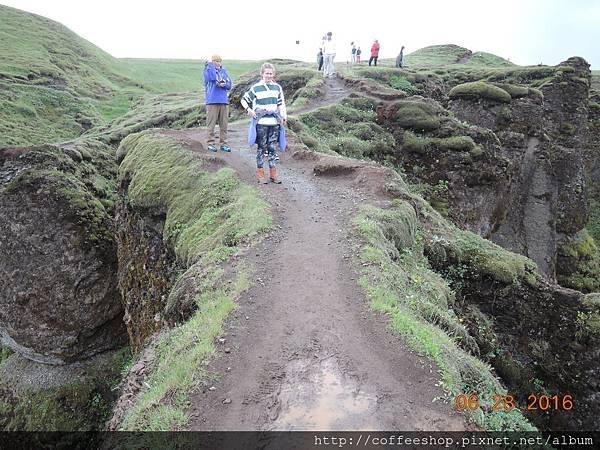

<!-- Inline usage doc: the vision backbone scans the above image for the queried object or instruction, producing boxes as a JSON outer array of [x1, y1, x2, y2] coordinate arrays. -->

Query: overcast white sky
[[3, 0, 600, 68]]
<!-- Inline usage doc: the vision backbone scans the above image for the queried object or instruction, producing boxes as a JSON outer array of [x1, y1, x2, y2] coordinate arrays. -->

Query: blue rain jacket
[[203, 63, 231, 104], [248, 111, 287, 151]]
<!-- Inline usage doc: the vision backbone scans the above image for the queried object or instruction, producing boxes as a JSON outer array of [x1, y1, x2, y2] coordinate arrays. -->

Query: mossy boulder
[[394, 100, 442, 131], [557, 230, 600, 292], [0, 142, 126, 364], [296, 99, 396, 162], [449, 81, 512, 103]]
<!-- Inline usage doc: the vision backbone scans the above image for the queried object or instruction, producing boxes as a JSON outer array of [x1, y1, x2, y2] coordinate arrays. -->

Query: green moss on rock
[[394, 101, 442, 131], [402, 132, 475, 153], [436, 135, 476, 151], [118, 131, 271, 266], [427, 227, 539, 287], [449, 81, 512, 103], [402, 131, 429, 153], [1, 141, 117, 250], [577, 294, 600, 339], [557, 230, 600, 292], [297, 102, 395, 160], [0, 348, 130, 431]]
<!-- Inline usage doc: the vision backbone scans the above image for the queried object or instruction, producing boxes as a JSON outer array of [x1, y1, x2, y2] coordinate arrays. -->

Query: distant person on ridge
[[356, 46, 362, 63], [203, 54, 232, 152], [317, 48, 324, 71], [322, 31, 336, 78], [369, 40, 380, 66], [395, 46, 405, 68], [241, 63, 288, 184], [350, 42, 356, 64]]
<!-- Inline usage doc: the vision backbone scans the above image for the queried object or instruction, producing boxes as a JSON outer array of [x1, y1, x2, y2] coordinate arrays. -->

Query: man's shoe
[[274, 153, 280, 161], [220, 145, 231, 152], [208, 145, 218, 152]]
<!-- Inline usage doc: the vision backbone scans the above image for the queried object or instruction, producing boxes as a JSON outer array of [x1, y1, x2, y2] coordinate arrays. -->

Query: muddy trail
[[164, 77, 469, 431]]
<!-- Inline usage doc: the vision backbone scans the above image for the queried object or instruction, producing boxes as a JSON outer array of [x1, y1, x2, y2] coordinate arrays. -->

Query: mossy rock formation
[[449, 81, 512, 103], [0, 142, 126, 364]]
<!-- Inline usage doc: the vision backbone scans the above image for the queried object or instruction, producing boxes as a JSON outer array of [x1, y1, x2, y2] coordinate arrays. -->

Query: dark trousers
[[256, 124, 279, 169], [369, 56, 378, 66]]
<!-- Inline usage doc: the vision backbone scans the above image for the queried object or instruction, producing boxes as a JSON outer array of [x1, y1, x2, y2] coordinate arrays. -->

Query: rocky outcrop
[[376, 96, 512, 237], [445, 58, 592, 281], [0, 142, 126, 364], [423, 215, 600, 431], [115, 193, 180, 354]]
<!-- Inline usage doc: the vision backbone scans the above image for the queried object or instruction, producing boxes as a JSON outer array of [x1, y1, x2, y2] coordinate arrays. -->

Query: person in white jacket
[[322, 32, 336, 78]]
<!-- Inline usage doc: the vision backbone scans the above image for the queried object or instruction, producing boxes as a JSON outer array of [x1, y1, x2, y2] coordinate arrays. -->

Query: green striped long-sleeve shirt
[[241, 81, 287, 125]]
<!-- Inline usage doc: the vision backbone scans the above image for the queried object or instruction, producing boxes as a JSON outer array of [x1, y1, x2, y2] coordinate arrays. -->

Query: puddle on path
[[273, 357, 379, 430]]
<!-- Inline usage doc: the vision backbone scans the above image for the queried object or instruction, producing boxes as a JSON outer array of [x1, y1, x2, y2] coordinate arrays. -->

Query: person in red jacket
[[369, 40, 380, 66]]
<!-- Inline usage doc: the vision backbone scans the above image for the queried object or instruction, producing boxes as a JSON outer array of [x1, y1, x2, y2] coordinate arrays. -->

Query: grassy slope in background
[[0, 5, 261, 147]]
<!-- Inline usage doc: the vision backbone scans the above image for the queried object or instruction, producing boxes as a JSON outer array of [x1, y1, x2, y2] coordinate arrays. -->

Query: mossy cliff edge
[[109, 131, 270, 429], [339, 160, 599, 430], [0, 139, 128, 431]]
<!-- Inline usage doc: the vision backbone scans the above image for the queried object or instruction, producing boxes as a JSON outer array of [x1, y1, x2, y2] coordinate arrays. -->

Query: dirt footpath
[[168, 117, 469, 431]]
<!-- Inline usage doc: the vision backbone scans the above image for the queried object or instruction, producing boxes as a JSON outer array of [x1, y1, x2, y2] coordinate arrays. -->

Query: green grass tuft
[[296, 100, 396, 161], [395, 101, 442, 131]]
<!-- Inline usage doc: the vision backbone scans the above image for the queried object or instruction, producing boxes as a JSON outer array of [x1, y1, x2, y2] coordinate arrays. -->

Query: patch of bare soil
[[160, 79, 469, 431]]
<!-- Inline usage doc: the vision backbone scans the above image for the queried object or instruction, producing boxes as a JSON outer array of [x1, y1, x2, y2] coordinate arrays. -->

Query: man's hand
[[247, 108, 256, 118]]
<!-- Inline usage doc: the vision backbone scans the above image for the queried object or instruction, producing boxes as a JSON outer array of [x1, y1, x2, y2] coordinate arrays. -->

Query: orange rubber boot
[[269, 167, 282, 184], [257, 168, 268, 184]]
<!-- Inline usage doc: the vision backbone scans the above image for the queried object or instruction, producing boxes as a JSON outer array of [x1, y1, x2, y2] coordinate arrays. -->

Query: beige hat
[[211, 54, 222, 62]]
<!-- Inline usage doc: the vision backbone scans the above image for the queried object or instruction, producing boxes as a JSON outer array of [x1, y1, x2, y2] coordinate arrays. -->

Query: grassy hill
[[0, 4, 143, 146], [376, 44, 515, 69], [0, 5, 261, 148], [123, 58, 260, 93], [0, 6, 136, 92], [404, 44, 514, 68]]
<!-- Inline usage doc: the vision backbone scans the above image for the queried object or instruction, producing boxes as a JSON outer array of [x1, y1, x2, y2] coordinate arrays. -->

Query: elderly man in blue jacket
[[204, 54, 232, 152]]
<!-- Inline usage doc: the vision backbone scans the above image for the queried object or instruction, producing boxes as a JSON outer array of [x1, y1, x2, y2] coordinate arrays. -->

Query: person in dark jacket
[[395, 46, 405, 68], [203, 54, 232, 152]]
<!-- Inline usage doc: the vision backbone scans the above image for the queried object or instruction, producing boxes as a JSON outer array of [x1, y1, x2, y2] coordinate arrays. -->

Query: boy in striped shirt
[[241, 63, 287, 184]]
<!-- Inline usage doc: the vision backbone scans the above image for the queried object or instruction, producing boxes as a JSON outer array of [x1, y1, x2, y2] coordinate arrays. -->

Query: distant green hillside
[[0, 5, 265, 148], [123, 58, 261, 93], [404, 44, 515, 68], [0, 4, 144, 147], [0, 6, 137, 94]]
